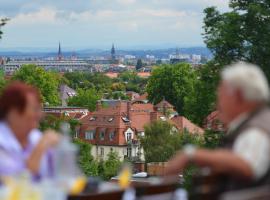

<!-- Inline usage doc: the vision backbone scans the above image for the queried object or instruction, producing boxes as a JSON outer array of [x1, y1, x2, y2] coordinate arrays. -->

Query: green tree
[[136, 59, 143, 70], [203, 130, 225, 149], [0, 18, 9, 40], [68, 88, 101, 111], [146, 63, 197, 115], [183, 61, 220, 125], [12, 64, 61, 105], [74, 139, 99, 176], [0, 69, 6, 92], [203, 1, 270, 79], [64, 72, 112, 92], [102, 151, 122, 180], [141, 120, 203, 163]]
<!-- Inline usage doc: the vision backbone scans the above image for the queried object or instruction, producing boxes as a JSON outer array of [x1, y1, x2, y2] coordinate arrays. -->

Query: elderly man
[[164, 62, 270, 190]]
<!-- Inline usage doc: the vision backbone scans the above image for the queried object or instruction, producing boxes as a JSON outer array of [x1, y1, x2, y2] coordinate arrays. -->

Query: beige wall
[[91, 145, 144, 161]]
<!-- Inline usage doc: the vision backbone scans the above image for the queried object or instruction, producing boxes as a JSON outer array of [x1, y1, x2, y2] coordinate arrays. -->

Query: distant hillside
[[0, 47, 211, 59]]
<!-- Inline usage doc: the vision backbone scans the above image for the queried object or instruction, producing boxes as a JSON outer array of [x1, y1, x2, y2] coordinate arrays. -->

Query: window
[[74, 130, 79, 138], [85, 130, 95, 140], [127, 132, 132, 141], [109, 131, 115, 141], [100, 148, 104, 157], [99, 130, 105, 140], [127, 147, 132, 158]]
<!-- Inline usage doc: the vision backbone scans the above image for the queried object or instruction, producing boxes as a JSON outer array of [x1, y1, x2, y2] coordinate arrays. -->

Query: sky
[[0, 0, 229, 50]]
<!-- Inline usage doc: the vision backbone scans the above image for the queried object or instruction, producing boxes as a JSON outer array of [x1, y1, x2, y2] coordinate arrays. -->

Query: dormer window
[[124, 128, 134, 142], [108, 117, 114, 122], [122, 116, 130, 123], [89, 116, 96, 121]]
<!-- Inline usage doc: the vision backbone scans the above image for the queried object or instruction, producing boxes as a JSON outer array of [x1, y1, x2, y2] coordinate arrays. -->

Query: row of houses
[[44, 94, 206, 162]]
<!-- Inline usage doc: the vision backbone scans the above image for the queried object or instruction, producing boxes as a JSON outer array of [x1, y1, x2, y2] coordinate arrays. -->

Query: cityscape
[[1, 0, 270, 199]]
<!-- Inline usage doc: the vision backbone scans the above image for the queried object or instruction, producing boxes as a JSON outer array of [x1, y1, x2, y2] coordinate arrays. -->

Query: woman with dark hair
[[0, 81, 60, 179]]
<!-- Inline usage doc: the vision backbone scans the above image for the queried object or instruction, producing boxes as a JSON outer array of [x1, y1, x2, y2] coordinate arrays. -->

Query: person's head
[[0, 82, 42, 134], [217, 62, 270, 125]]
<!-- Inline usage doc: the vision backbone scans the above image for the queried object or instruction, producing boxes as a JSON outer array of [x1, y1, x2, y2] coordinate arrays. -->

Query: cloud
[[0, 0, 230, 48]]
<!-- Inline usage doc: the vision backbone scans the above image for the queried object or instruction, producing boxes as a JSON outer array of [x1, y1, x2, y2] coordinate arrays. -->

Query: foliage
[[146, 63, 197, 115], [111, 82, 126, 91], [73, 139, 99, 176], [39, 114, 80, 135], [203, 1, 270, 79], [141, 120, 203, 163], [68, 88, 101, 111], [12, 64, 61, 105], [106, 91, 130, 100], [203, 130, 225, 149], [0, 18, 9, 40], [118, 71, 147, 93], [136, 59, 144, 70], [0, 69, 6, 92], [101, 151, 122, 180], [184, 61, 220, 125], [63, 72, 112, 91]]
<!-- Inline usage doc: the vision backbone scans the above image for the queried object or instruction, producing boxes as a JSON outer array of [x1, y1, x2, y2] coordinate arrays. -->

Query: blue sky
[[0, 0, 229, 50]]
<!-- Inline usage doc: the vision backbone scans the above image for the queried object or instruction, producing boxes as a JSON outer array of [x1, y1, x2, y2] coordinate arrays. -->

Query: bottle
[[52, 122, 85, 194]]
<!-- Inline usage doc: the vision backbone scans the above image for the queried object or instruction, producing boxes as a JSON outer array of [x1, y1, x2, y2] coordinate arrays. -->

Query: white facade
[[91, 144, 144, 161]]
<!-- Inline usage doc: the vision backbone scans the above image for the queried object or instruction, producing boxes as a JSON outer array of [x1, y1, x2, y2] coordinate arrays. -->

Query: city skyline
[[0, 0, 229, 50]]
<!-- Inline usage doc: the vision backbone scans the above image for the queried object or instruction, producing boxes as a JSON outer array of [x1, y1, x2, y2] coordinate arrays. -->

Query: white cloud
[[0, 0, 231, 48], [9, 7, 58, 25]]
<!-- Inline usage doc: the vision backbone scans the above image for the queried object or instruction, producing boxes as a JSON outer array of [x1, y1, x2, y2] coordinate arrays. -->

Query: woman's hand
[[27, 130, 61, 174], [164, 151, 189, 176], [40, 130, 61, 149]]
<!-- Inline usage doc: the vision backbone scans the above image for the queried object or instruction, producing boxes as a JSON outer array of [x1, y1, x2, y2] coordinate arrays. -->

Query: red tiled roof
[[133, 93, 148, 101], [171, 116, 204, 135], [105, 72, 119, 78], [155, 100, 174, 109], [137, 72, 151, 78]]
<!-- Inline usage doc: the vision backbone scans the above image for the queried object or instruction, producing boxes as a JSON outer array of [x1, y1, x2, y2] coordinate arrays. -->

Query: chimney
[[150, 111, 158, 122], [127, 101, 131, 119], [96, 100, 102, 111]]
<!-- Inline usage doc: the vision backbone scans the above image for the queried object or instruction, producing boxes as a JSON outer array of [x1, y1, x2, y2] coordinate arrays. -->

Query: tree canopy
[[12, 64, 61, 105], [68, 88, 101, 111], [184, 61, 220, 125], [203, 0, 270, 79], [64, 72, 112, 91], [0, 18, 8, 40], [140, 120, 203, 163], [146, 63, 197, 116]]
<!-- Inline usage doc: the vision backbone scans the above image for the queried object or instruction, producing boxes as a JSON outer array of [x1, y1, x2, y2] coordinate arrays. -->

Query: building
[[78, 99, 204, 161], [59, 84, 76, 106], [2, 60, 93, 74], [111, 44, 116, 62], [43, 106, 89, 119], [126, 91, 140, 100], [204, 110, 225, 132]]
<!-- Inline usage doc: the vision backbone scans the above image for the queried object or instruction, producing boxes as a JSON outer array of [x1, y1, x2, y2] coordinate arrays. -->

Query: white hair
[[221, 62, 270, 102]]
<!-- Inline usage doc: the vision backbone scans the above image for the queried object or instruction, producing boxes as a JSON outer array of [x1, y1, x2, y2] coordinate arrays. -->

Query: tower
[[111, 43, 116, 62], [58, 42, 63, 61]]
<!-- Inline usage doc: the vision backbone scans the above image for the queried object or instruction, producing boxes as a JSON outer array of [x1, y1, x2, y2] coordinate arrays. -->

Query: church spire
[[111, 43, 116, 61], [58, 42, 62, 61]]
